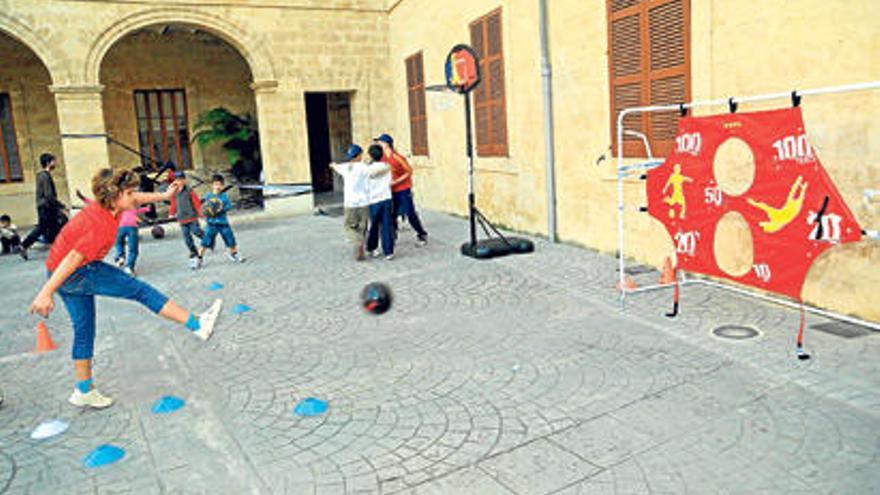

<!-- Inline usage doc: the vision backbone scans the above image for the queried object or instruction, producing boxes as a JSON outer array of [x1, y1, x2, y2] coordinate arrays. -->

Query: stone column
[[50, 85, 111, 201], [251, 80, 310, 184]]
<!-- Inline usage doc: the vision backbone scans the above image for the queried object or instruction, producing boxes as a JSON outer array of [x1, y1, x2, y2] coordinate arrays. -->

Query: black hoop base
[[461, 237, 534, 259], [460, 206, 534, 259]]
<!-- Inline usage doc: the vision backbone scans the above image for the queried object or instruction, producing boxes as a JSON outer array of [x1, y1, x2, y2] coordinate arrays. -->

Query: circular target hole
[[714, 211, 753, 277], [713, 137, 755, 196]]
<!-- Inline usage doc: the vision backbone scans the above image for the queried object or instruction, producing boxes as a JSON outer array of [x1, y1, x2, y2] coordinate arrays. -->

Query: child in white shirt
[[363, 144, 395, 260], [331, 144, 390, 260]]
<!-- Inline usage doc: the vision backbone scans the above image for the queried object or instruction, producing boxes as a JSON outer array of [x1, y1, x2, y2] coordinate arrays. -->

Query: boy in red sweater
[[168, 171, 205, 269], [374, 134, 428, 246]]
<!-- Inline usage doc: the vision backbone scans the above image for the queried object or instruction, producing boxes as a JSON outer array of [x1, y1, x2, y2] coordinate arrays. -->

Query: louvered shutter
[[470, 8, 508, 157], [406, 52, 429, 156], [609, 0, 689, 157]]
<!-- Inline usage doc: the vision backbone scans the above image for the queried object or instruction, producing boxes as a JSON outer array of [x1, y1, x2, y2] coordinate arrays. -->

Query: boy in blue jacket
[[197, 174, 245, 264]]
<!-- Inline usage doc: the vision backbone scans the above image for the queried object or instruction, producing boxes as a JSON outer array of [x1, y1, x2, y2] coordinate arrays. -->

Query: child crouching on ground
[[29, 168, 222, 410], [0, 214, 22, 255]]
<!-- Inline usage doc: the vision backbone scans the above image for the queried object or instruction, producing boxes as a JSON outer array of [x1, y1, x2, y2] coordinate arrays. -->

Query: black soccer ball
[[202, 197, 224, 218], [151, 225, 165, 239], [361, 282, 392, 315]]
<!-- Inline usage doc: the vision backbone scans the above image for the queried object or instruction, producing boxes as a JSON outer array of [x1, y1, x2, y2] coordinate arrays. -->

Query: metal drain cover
[[713, 325, 759, 340], [811, 321, 876, 339]]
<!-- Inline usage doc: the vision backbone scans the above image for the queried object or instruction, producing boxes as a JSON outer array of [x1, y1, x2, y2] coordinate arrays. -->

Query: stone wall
[[100, 28, 256, 177], [0, 0, 877, 320], [0, 0, 393, 218], [0, 33, 64, 225], [388, 0, 880, 320]]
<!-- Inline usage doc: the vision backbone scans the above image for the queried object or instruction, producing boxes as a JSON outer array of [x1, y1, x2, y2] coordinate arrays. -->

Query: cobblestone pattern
[[0, 211, 876, 494]]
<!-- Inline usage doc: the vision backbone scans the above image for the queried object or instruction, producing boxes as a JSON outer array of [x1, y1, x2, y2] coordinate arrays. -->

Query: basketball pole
[[464, 89, 477, 248]]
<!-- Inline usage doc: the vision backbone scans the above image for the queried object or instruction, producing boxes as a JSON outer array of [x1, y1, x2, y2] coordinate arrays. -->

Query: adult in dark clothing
[[21, 153, 67, 260]]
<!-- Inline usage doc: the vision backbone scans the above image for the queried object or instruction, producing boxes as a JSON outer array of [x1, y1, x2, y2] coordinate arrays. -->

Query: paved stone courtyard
[[0, 211, 877, 494]]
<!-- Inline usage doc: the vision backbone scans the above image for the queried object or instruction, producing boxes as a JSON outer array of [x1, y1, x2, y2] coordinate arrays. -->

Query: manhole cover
[[713, 325, 759, 340]]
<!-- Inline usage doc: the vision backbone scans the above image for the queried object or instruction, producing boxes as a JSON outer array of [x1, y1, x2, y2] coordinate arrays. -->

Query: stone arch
[[84, 8, 277, 86], [0, 13, 69, 84]]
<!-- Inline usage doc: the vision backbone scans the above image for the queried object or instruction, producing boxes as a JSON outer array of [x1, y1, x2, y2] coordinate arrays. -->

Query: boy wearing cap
[[168, 171, 204, 269], [331, 144, 391, 260], [374, 133, 429, 247]]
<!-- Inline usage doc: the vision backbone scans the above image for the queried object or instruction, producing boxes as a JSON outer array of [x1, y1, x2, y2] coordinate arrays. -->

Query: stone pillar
[[251, 80, 310, 184], [50, 85, 111, 201], [251, 80, 312, 215]]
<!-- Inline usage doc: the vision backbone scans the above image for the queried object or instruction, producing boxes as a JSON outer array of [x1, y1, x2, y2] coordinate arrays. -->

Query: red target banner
[[646, 107, 862, 299]]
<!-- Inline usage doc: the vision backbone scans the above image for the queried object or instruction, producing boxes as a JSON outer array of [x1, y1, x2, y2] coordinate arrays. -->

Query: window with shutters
[[470, 8, 508, 157], [608, 0, 690, 157], [406, 52, 429, 156], [133, 89, 193, 169], [0, 94, 23, 184]]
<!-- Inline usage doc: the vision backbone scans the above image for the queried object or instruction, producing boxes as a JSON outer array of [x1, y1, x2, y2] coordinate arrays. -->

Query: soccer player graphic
[[662, 164, 693, 219]]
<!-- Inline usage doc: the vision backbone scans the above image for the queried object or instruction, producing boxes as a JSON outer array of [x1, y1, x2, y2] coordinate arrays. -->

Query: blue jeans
[[52, 262, 169, 360], [114, 226, 139, 269], [201, 223, 236, 249], [392, 189, 427, 237], [180, 221, 204, 257], [366, 199, 394, 255]]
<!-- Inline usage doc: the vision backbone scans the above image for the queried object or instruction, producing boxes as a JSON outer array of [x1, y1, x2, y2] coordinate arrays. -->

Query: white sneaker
[[369, 250, 381, 258], [385, 253, 395, 261], [115, 258, 125, 268], [226, 252, 245, 263], [123, 267, 136, 277], [69, 388, 114, 409], [194, 299, 222, 341], [190, 257, 201, 270]]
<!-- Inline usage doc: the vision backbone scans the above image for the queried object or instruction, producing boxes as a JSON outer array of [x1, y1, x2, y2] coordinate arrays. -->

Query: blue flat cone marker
[[207, 282, 224, 291], [293, 397, 328, 417], [83, 444, 125, 468], [231, 304, 252, 314], [151, 395, 185, 414], [30, 419, 68, 440]]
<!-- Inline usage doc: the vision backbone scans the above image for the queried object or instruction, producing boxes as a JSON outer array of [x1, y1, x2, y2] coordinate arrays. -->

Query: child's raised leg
[[59, 262, 223, 409]]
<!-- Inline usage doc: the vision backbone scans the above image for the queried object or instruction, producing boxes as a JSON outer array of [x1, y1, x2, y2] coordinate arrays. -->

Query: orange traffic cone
[[616, 275, 638, 291], [34, 321, 58, 353], [659, 257, 676, 285]]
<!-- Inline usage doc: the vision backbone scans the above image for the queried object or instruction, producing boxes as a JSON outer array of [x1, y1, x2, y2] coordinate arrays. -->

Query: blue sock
[[185, 313, 200, 332], [76, 378, 93, 394]]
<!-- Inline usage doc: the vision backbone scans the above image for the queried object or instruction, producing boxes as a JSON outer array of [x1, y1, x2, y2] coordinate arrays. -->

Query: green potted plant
[[192, 107, 263, 206]]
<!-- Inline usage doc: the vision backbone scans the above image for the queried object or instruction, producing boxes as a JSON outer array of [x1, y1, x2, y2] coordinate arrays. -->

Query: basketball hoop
[[438, 44, 532, 259], [445, 44, 481, 94]]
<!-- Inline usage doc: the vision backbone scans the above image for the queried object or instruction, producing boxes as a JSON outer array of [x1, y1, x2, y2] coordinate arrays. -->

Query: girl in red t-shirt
[[29, 168, 222, 410]]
